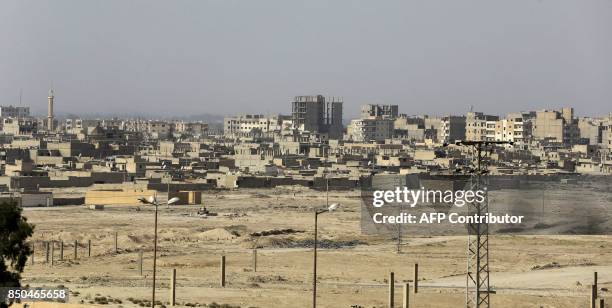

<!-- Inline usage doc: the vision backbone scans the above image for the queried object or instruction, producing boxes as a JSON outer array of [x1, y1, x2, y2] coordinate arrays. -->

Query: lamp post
[[138, 195, 180, 308], [313, 203, 339, 308]]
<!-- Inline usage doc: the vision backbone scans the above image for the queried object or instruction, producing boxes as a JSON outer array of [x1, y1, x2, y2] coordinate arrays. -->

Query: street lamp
[[138, 195, 180, 308], [313, 203, 339, 308]]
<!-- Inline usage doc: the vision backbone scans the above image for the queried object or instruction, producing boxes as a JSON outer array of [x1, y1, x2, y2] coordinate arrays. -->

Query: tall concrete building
[[347, 118, 394, 142], [578, 118, 601, 145], [0, 106, 30, 118], [393, 115, 426, 141], [291, 95, 343, 139], [47, 89, 55, 131], [494, 112, 534, 145], [466, 112, 499, 141], [533, 108, 579, 144], [601, 114, 612, 149], [440, 116, 466, 143], [361, 104, 399, 119], [224, 114, 284, 137]]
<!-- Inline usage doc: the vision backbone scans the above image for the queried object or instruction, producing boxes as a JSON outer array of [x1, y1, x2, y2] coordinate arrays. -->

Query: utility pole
[[396, 175, 403, 254], [152, 194, 159, 308]]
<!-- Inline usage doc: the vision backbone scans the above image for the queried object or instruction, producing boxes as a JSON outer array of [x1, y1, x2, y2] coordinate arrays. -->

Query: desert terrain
[[19, 187, 612, 307]]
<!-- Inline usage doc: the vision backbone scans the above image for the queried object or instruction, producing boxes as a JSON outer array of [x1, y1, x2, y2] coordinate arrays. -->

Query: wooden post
[[31, 246, 34, 265], [50, 242, 54, 266], [139, 250, 143, 276], [74, 240, 78, 260], [252, 249, 257, 272], [88, 239, 91, 257], [591, 284, 597, 308], [114, 232, 118, 254], [170, 268, 176, 306], [45, 242, 50, 263], [403, 283, 409, 308], [593, 272, 598, 299], [388, 272, 395, 308], [414, 263, 418, 294], [60, 241, 64, 260], [220, 255, 226, 287], [599, 298, 604, 308]]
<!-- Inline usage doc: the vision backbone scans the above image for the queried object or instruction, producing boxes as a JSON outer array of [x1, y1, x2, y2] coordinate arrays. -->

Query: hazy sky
[[1, 0, 611, 119]]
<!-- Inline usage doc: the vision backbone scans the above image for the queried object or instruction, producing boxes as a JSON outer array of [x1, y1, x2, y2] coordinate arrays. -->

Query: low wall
[[85, 189, 157, 205]]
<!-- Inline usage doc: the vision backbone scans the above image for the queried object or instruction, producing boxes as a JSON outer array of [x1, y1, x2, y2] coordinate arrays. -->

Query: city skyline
[[1, 0, 611, 118]]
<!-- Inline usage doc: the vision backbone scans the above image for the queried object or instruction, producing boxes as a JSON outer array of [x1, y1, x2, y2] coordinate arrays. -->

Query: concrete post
[[74, 240, 78, 260], [388, 272, 395, 308], [252, 249, 257, 272], [88, 239, 91, 257], [403, 283, 409, 308], [139, 250, 143, 276], [220, 255, 226, 287], [591, 284, 597, 308], [414, 263, 418, 294], [114, 232, 118, 254], [60, 241, 64, 260], [170, 268, 176, 306]]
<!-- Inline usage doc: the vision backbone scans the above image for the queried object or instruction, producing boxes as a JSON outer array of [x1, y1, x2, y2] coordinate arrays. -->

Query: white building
[[224, 114, 283, 137]]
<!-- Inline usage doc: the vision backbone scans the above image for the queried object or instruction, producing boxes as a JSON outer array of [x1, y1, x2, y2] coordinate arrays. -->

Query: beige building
[[466, 112, 498, 141], [494, 112, 533, 145], [347, 118, 393, 142], [2, 117, 38, 135], [533, 108, 579, 144], [174, 121, 208, 136], [601, 114, 612, 149]]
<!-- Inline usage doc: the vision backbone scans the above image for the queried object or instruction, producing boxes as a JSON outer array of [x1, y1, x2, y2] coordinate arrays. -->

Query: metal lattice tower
[[451, 140, 512, 308], [465, 148, 491, 308]]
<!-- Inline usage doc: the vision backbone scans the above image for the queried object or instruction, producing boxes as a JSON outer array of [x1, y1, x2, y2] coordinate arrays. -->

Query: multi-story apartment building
[[394, 115, 425, 141], [533, 108, 579, 144], [291, 95, 343, 139], [174, 121, 208, 136], [127, 120, 172, 138], [0, 105, 30, 118], [347, 118, 394, 142], [578, 117, 603, 146], [439, 116, 466, 143], [601, 114, 612, 149], [64, 118, 84, 131], [1, 118, 38, 135], [466, 112, 499, 141], [494, 112, 534, 145], [224, 114, 282, 137], [361, 104, 399, 119]]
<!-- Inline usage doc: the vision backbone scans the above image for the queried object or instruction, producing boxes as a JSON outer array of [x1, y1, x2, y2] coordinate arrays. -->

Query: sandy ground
[[19, 188, 612, 307]]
